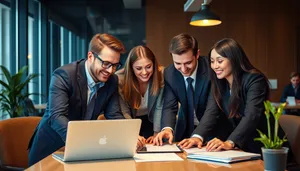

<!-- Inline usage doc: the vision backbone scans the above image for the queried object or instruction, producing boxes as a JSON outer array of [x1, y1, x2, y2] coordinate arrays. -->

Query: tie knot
[[187, 77, 194, 84]]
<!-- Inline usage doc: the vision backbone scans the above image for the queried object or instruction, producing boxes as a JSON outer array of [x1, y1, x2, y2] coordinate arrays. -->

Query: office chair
[[0, 117, 41, 170], [279, 115, 300, 170]]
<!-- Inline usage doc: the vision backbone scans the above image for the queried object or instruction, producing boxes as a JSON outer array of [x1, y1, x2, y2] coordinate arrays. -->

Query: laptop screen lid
[[59, 119, 141, 162]]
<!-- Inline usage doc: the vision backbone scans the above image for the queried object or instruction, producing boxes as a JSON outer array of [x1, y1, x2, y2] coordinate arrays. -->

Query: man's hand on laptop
[[178, 137, 203, 149], [146, 132, 158, 144], [153, 128, 173, 146], [137, 136, 146, 148]]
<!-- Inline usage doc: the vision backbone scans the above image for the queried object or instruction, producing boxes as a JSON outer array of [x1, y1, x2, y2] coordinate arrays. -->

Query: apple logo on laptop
[[99, 135, 107, 145]]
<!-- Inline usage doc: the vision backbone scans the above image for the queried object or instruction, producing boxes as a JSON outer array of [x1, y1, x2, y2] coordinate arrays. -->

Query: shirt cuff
[[191, 134, 203, 142], [161, 127, 173, 132], [226, 140, 235, 148]]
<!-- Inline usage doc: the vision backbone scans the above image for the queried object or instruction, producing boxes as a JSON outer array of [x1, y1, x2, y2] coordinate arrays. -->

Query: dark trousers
[[136, 115, 153, 139]]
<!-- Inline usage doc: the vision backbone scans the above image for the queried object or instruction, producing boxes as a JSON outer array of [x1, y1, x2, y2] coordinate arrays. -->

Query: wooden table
[[271, 102, 300, 110], [25, 152, 265, 171]]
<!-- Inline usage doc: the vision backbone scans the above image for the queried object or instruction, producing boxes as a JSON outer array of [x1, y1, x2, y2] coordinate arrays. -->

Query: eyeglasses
[[91, 52, 122, 70]]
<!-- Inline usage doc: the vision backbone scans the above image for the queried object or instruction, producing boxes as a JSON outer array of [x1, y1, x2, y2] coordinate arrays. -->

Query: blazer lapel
[[77, 60, 88, 117], [131, 108, 137, 118], [222, 84, 237, 127], [222, 85, 230, 115], [194, 62, 206, 111], [92, 86, 108, 118], [177, 72, 188, 111]]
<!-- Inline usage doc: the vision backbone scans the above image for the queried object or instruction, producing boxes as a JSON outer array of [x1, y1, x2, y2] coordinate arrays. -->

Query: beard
[[89, 61, 110, 83]]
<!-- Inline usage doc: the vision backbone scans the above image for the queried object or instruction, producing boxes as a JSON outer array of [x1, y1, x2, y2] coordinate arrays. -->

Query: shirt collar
[[85, 61, 105, 91], [183, 60, 198, 81]]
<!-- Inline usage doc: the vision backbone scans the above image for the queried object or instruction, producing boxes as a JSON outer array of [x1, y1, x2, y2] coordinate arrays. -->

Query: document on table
[[187, 150, 261, 163], [188, 158, 232, 168], [287, 96, 296, 106], [134, 153, 183, 162], [183, 147, 207, 154], [137, 144, 183, 153]]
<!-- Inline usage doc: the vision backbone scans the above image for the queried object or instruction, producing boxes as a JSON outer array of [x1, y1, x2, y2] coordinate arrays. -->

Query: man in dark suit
[[28, 33, 126, 166], [154, 33, 210, 144], [280, 72, 300, 115], [280, 72, 300, 103]]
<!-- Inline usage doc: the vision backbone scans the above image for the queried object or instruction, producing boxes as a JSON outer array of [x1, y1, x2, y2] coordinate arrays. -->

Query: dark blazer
[[280, 84, 300, 102], [193, 72, 269, 153], [161, 57, 211, 141], [28, 59, 124, 166]]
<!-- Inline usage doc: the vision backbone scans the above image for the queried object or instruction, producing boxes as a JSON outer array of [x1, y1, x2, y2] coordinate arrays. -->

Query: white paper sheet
[[183, 147, 207, 154], [144, 144, 182, 152], [188, 158, 232, 168], [287, 96, 296, 106], [133, 153, 183, 162]]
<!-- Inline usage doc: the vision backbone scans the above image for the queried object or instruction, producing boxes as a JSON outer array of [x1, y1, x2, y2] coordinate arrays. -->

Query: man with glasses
[[28, 33, 126, 166]]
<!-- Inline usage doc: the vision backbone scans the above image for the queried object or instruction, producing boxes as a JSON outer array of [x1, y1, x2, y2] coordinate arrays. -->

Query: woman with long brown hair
[[116, 45, 164, 145], [178, 38, 270, 153]]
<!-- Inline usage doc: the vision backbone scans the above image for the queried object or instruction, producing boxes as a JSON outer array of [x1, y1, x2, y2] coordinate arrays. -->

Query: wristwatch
[[226, 140, 235, 148]]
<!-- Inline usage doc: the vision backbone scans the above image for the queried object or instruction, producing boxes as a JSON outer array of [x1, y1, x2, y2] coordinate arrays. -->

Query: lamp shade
[[190, 4, 221, 26]]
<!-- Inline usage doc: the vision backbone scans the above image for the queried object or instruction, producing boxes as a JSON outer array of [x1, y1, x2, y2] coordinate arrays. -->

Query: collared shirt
[[293, 85, 298, 94], [85, 61, 105, 104], [183, 61, 198, 90]]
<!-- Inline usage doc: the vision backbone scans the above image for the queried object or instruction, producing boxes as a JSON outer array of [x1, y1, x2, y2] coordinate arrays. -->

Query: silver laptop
[[52, 119, 141, 162]]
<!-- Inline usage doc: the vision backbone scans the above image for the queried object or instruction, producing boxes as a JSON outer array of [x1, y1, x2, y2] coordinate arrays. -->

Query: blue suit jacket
[[161, 57, 211, 141], [28, 59, 124, 166], [193, 72, 269, 153], [280, 84, 300, 102]]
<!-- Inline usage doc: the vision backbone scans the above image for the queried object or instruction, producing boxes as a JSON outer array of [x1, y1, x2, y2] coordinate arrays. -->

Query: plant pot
[[262, 147, 289, 171]]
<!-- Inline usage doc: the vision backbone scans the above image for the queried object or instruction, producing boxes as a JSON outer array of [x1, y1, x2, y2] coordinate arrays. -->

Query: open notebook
[[186, 148, 261, 163]]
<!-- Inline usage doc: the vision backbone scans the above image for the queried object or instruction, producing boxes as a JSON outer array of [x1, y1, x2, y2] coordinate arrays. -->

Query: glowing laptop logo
[[98, 136, 107, 145]]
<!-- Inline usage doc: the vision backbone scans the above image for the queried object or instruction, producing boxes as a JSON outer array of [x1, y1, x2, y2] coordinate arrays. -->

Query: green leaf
[[18, 65, 28, 73], [275, 103, 286, 120], [16, 74, 39, 92], [0, 65, 40, 118], [0, 80, 10, 90], [0, 65, 12, 85], [254, 101, 287, 149], [264, 101, 270, 118]]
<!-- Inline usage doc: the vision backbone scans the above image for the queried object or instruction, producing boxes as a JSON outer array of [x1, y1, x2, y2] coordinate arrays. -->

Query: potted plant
[[254, 100, 288, 171], [0, 65, 39, 118]]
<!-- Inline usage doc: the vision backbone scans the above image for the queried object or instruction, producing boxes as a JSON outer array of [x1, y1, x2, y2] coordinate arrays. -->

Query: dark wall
[[146, 0, 300, 101]]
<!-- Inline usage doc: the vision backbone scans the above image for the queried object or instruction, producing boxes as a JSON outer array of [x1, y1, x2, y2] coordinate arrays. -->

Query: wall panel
[[146, 0, 300, 101]]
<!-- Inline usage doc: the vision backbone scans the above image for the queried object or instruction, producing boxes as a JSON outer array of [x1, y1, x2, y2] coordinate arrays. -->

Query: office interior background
[[0, 0, 300, 120]]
